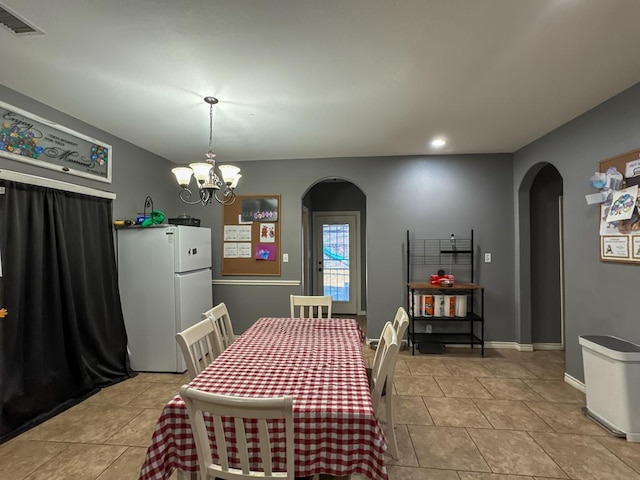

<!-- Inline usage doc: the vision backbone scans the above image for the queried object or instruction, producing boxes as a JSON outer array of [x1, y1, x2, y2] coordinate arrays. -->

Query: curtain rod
[[0, 169, 116, 200]]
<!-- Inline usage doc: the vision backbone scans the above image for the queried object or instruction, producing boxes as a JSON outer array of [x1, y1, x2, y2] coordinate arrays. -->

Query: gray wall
[[513, 82, 640, 382], [212, 154, 516, 341], [0, 85, 185, 221]]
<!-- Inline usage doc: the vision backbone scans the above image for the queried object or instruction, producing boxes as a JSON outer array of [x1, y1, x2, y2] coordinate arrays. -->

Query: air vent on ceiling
[[0, 3, 43, 36]]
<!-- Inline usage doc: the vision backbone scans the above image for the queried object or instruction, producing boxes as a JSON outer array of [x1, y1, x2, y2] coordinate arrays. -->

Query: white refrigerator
[[117, 225, 213, 372]]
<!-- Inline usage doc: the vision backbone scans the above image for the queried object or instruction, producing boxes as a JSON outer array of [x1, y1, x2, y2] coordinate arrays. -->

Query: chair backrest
[[289, 295, 332, 318], [370, 322, 399, 414], [392, 306, 410, 344], [180, 385, 295, 480], [370, 321, 392, 386], [176, 319, 223, 381], [203, 302, 236, 353]]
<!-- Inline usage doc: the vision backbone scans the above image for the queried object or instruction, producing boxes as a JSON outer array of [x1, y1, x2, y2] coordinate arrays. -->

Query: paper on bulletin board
[[259, 223, 275, 243], [237, 243, 252, 258], [632, 236, 640, 259], [224, 225, 239, 241], [600, 205, 621, 235], [241, 197, 278, 222], [625, 158, 640, 178], [237, 225, 252, 241], [255, 243, 276, 261], [606, 185, 638, 223], [601, 236, 629, 259], [223, 243, 238, 258]]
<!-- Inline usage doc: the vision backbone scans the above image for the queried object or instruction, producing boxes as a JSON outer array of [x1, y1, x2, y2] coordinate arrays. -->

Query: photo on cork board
[[240, 197, 278, 223]]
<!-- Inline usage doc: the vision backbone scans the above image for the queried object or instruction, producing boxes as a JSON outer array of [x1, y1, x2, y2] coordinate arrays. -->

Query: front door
[[313, 213, 358, 314]]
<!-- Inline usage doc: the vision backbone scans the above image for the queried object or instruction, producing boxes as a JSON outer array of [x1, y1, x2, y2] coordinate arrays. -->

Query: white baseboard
[[533, 342, 564, 350], [381, 339, 564, 353], [564, 372, 586, 393], [473, 341, 564, 352], [484, 341, 533, 351], [366, 337, 408, 348]]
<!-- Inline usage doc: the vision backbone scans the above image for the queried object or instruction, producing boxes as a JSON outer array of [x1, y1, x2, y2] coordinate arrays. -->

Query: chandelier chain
[[208, 101, 214, 158]]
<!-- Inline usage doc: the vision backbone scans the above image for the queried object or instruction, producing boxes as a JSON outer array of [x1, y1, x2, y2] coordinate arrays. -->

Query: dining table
[[138, 317, 389, 480]]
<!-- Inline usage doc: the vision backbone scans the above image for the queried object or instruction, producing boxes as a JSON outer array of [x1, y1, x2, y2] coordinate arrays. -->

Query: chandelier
[[171, 96, 241, 206]]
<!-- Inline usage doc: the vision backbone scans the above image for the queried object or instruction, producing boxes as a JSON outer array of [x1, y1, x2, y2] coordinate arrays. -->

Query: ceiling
[[1, 0, 640, 164]]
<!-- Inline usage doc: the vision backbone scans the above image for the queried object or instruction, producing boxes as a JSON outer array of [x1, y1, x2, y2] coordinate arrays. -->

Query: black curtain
[[0, 180, 133, 443]]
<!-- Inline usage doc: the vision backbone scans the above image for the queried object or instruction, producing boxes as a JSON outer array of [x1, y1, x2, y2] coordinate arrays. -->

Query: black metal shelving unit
[[406, 229, 485, 356]]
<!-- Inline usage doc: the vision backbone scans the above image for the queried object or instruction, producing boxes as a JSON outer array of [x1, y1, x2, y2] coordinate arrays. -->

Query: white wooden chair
[[180, 385, 295, 480], [368, 321, 392, 388], [392, 306, 410, 346], [203, 302, 236, 353], [289, 295, 332, 318], [369, 321, 400, 459], [367, 307, 409, 386], [176, 319, 223, 381]]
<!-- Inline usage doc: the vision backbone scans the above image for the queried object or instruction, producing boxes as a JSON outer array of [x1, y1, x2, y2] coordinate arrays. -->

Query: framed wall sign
[[0, 100, 112, 183], [601, 235, 630, 261], [632, 236, 640, 260]]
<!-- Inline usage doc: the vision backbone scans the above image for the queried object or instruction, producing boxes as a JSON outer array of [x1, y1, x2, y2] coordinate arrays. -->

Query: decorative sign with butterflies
[[0, 100, 112, 183]]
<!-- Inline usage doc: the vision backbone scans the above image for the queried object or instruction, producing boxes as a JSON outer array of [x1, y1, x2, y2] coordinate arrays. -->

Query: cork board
[[221, 194, 281, 275], [598, 148, 640, 263]]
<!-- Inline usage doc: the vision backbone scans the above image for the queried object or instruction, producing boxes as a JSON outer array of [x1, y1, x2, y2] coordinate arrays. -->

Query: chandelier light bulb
[[218, 164, 241, 185], [189, 163, 214, 184], [171, 167, 194, 188]]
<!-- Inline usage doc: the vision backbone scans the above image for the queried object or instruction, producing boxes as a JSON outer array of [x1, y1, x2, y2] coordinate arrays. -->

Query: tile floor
[[2, 346, 640, 479]]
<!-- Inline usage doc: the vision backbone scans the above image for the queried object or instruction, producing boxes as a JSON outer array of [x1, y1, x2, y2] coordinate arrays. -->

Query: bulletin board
[[598, 148, 640, 264], [221, 194, 281, 275]]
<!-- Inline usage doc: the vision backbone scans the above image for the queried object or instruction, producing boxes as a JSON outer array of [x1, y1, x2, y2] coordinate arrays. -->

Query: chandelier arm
[[178, 187, 209, 206], [214, 187, 236, 206], [208, 173, 224, 190]]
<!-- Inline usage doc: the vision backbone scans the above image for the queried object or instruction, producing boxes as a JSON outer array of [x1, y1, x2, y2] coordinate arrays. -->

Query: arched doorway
[[302, 178, 367, 316], [518, 163, 564, 349]]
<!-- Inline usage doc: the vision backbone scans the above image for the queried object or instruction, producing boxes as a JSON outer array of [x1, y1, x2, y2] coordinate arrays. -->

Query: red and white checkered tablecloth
[[139, 317, 388, 480]]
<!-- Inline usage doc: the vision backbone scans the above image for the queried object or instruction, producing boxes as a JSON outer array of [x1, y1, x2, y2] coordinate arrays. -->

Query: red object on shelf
[[431, 273, 455, 285]]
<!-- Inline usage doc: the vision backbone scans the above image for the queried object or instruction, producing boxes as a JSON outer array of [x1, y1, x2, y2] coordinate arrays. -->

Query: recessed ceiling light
[[430, 138, 447, 148]]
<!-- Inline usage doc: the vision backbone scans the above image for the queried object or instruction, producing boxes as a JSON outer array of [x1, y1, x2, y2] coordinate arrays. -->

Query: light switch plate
[[484, 253, 492, 263], [282, 253, 289, 263]]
